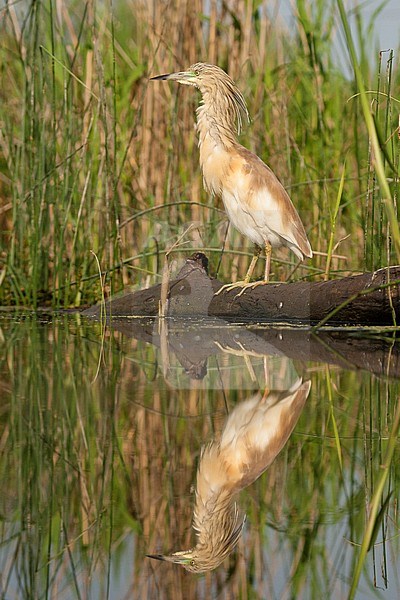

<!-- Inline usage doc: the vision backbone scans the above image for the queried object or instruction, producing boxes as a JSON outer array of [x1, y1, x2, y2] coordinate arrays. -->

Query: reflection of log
[[107, 317, 400, 380], [83, 252, 400, 325]]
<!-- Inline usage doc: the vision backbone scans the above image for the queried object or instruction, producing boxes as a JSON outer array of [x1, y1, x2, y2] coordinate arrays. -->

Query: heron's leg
[[261, 356, 270, 401], [234, 242, 273, 297], [214, 245, 261, 295], [264, 241, 272, 282], [244, 245, 262, 283]]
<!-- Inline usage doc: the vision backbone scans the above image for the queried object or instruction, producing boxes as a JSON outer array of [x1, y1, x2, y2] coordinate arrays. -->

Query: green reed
[[0, 0, 398, 307]]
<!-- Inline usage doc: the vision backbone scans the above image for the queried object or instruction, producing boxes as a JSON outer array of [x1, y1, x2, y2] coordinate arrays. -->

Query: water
[[0, 312, 399, 599]]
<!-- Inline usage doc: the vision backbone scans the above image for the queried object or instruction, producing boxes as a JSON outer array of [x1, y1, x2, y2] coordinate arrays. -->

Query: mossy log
[[83, 252, 400, 326]]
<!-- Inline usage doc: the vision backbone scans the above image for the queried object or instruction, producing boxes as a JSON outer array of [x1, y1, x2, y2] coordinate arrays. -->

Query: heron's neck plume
[[196, 97, 235, 148], [195, 84, 249, 195], [192, 496, 244, 571], [195, 83, 249, 149], [189, 441, 245, 570]]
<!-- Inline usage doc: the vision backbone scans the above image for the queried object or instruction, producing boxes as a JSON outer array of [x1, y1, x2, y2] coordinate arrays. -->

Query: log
[[83, 252, 400, 325]]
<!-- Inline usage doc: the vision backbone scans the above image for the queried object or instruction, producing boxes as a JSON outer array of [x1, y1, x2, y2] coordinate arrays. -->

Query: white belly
[[221, 189, 283, 249], [198, 136, 307, 256]]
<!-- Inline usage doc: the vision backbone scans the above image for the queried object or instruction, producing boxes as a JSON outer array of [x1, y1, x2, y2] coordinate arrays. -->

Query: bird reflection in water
[[147, 377, 311, 572]]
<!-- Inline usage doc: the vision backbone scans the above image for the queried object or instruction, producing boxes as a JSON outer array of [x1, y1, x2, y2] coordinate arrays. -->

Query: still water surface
[[0, 313, 399, 599]]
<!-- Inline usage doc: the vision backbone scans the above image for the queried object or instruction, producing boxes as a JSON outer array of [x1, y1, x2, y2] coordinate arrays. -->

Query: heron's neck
[[196, 97, 237, 195], [193, 441, 234, 534], [196, 100, 237, 149]]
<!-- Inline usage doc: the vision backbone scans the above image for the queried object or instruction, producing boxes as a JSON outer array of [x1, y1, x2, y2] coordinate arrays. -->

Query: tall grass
[[0, 0, 398, 308]]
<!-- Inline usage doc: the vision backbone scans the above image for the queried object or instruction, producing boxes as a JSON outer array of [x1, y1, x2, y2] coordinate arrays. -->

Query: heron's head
[[150, 63, 228, 88], [147, 545, 237, 573], [150, 63, 249, 134]]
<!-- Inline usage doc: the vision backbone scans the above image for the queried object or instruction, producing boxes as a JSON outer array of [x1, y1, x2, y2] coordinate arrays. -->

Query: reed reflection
[[147, 374, 311, 572]]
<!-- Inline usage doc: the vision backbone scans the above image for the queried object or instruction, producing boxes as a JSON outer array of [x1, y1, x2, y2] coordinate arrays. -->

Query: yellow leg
[[264, 241, 272, 282], [261, 356, 270, 402], [214, 246, 261, 296], [234, 242, 273, 297], [244, 246, 262, 283], [214, 242, 276, 297]]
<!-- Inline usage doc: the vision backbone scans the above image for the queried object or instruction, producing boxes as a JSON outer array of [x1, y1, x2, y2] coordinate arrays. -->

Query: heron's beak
[[146, 553, 169, 562], [146, 551, 192, 565], [149, 70, 197, 86]]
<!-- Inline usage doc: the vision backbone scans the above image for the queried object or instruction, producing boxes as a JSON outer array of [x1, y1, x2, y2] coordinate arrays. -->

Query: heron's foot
[[234, 279, 271, 297], [215, 279, 271, 298], [214, 280, 252, 296]]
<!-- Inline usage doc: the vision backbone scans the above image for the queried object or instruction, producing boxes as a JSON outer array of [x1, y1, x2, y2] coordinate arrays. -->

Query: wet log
[[83, 252, 400, 326]]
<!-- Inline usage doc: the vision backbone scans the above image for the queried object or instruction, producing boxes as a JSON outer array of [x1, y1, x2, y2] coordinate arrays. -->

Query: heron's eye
[[190, 559, 195, 566]]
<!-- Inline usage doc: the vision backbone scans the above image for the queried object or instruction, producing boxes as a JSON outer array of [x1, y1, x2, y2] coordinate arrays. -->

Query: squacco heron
[[150, 63, 312, 292], [147, 378, 311, 572]]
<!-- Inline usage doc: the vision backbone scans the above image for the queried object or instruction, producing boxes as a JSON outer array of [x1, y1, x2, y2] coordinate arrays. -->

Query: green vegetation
[[1, 4, 399, 596], [0, 0, 398, 308]]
